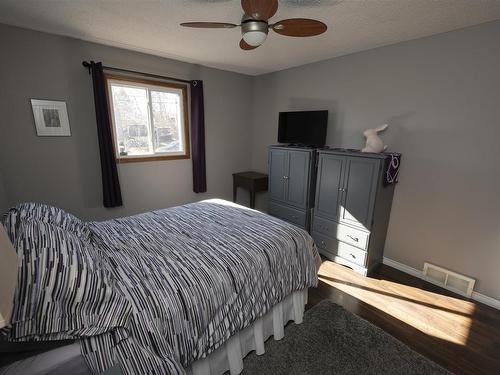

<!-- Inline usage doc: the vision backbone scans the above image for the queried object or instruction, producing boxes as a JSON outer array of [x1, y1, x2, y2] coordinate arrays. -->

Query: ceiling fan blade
[[180, 22, 238, 29], [272, 18, 327, 37], [241, 0, 278, 21], [239, 39, 259, 51]]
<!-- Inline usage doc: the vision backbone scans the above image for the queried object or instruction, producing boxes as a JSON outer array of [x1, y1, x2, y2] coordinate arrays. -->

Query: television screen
[[278, 110, 328, 147]]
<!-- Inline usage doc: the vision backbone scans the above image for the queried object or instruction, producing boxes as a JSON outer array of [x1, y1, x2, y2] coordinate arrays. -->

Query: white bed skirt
[[185, 289, 308, 375]]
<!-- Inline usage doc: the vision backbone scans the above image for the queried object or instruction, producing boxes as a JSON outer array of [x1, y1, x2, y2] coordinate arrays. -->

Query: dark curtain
[[190, 80, 207, 193], [90, 61, 123, 207]]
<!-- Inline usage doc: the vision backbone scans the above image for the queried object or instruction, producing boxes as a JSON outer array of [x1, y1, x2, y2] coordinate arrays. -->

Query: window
[[105, 75, 190, 162]]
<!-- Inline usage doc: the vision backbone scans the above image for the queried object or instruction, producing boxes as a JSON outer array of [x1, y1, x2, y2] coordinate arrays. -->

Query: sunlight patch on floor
[[318, 261, 475, 345]]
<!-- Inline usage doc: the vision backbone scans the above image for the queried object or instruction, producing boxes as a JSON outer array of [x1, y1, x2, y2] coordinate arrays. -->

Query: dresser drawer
[[337, 223, 369, 250], [311, 231, 336, 257], [268, 201, 306, 228], [337, 242, 367, 267], [312, 216, 369, 250], [312, 231, 367, 267]]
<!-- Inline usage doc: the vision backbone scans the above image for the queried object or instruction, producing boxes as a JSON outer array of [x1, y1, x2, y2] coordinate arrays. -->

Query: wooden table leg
[[250, 191, 256, 209]]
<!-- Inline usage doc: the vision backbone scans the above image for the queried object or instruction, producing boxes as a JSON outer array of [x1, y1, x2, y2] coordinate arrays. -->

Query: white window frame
[[105, 74, 190, 163]]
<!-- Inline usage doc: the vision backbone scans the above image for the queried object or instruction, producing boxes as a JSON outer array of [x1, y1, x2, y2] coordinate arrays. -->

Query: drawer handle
[[347, 235, 359, 242], [321, 241, 326, 246], [350, 253, 356, 259]]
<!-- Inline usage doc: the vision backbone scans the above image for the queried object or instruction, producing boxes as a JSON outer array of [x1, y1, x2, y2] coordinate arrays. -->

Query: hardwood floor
[[307, 260, 500, 375]]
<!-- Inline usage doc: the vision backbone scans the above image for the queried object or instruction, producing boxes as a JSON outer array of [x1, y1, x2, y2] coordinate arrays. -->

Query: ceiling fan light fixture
[[241, 20, 268, 47], [243, 30, 268, 46]]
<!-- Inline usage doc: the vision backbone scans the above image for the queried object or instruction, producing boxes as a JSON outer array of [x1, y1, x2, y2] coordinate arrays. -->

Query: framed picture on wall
[[31, 99, 71, 136]]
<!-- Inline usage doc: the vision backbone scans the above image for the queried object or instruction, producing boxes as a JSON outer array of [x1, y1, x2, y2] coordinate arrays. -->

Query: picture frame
[[31, 99, 71, 136]]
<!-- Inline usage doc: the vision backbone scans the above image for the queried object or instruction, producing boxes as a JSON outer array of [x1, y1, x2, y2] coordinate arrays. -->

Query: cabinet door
[[314, 154, 345, 220], [340, 157, 379, 229], [286, 150, 310, 209], [268, 148, 287, 202]]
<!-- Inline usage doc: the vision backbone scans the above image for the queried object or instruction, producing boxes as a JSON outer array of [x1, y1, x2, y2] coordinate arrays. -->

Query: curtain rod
[[82, 61, 193, 84]]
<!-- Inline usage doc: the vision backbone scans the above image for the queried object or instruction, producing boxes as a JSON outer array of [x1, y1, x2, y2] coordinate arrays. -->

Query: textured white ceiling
[[0, 0, 499, 75]]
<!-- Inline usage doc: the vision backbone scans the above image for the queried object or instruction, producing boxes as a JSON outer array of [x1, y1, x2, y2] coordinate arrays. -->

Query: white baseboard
[[382, 257, 500, 311], [382, 257, 422, 279], [471, 291, 500, 310]]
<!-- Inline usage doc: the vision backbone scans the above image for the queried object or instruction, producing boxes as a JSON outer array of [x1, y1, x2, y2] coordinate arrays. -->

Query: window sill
[[116, 154, 190, 163]]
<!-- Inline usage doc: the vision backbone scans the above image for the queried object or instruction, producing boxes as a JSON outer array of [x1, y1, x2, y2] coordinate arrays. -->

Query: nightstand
[[232, 171, 268, 209]]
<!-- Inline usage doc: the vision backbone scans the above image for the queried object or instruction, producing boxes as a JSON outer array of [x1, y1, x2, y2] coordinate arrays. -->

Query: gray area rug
[[240, 300, 450, 375]]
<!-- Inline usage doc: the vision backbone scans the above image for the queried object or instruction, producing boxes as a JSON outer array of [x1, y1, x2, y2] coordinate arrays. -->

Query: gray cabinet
[[269, 148, 288, 202], [312, 150, 395, 275], [268, 146, 316, 230], [340, 157, 379, 229], [315, 153, 344, 220], [287, 150, 310, 209]]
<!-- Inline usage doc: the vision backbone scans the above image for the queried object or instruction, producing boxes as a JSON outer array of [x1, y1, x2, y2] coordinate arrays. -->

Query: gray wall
[[0, 24, 253, 221], [250, 21, 500, 300]]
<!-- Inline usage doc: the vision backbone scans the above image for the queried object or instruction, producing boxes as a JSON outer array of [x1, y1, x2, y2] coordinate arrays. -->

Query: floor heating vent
[[423, 262, 475, 298]]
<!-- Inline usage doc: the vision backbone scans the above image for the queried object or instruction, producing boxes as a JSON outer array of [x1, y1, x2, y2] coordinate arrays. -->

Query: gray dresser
[[267, 146, 316, 230], [311, 150, 395, 275]]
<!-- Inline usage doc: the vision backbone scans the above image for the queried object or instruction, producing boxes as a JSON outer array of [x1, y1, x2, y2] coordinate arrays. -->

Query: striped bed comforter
[[2, 199, 320, 374]]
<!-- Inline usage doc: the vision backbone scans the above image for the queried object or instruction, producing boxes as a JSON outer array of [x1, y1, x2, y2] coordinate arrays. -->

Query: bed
[[0, 199, 320, 374]]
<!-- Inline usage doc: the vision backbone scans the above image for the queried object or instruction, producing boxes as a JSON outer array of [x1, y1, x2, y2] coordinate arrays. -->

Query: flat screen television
[[278, 110, 328, 147]]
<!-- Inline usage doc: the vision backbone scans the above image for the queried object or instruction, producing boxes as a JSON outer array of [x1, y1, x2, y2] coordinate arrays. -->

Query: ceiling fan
[[180, 0, 327, 50]]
